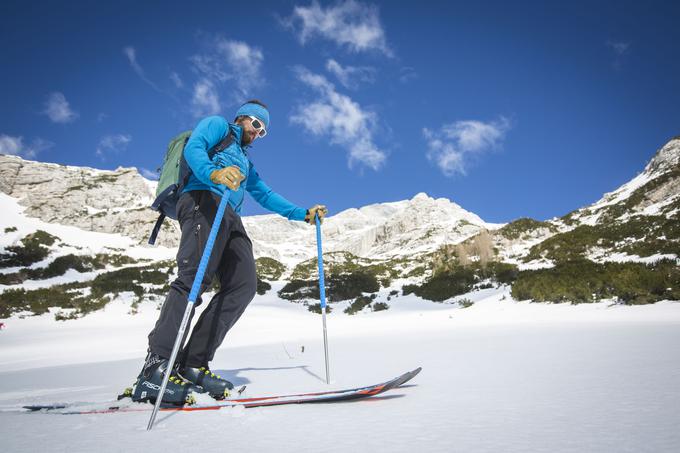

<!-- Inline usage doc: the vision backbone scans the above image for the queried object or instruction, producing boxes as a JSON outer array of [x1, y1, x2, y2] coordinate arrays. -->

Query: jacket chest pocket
[[236, 156, 249, 186]]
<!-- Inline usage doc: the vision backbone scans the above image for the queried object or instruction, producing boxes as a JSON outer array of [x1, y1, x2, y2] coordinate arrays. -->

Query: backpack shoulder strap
[[148, 213, 166, 245], [209, 130, 235, 156], [180, 135, 192, 189]]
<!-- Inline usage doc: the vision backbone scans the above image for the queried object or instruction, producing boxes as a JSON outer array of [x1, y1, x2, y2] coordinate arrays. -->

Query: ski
[[23, 367, 421, 414]]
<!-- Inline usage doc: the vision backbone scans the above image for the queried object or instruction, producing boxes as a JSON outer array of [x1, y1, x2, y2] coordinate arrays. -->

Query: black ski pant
[[148, 190, 257, 368]]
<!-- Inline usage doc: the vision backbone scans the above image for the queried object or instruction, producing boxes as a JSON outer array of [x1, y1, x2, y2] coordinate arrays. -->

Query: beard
[[240, 130, 256, 146]]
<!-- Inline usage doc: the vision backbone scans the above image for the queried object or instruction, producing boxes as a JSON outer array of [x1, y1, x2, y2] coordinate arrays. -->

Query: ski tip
[[23, 404, 66, 412]]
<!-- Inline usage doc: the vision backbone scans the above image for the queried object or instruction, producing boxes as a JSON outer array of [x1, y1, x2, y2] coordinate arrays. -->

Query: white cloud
[[285, 0, 392, 56], [0, 135, 22, 155], [96, 134, 132, 160], [399, 66, 418, 83], [423, 117, 511, 176], [170, 72, 183, 88], [139, 167, 159, 180], [123, 46, 162, 92], [291, 66, 386, 171], [606, 40, 630, 70], [43, 92, 78, 123], [0, 134, 53, 158], [191, 79, 221, 118], [606, 40, 629, 56], [325, 59, 375, 89], [189, 38, 264, 111]]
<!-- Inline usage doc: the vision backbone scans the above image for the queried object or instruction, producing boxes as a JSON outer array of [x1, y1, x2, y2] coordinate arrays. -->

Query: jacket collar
[[229, 122, 244, 145]]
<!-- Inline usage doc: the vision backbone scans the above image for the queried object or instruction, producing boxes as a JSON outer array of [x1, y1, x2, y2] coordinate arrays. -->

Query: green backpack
[[148, 129, 233, 245]]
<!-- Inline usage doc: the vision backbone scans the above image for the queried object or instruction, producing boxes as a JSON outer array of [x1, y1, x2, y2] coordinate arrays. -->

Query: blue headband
[[235, 103, 270, 129]]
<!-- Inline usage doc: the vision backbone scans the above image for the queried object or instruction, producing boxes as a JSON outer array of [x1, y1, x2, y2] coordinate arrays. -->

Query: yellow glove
[[210, 166, 244, 191], [304, 204, 328, 224]]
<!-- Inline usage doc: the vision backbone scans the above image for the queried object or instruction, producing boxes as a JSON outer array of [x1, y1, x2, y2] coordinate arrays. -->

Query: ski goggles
[[248, 116, 267, 138]]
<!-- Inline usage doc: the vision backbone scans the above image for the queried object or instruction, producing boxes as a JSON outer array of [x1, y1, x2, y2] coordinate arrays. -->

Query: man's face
[[238, 117, 260, 146]]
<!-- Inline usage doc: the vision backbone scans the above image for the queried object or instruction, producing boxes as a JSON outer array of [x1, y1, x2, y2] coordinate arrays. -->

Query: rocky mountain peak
[[0, 154, 179, 247], [646, 136, 680, 176]]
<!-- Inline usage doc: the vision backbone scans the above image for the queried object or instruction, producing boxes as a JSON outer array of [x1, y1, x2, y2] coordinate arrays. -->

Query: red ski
[[23, 367, 421, 415]]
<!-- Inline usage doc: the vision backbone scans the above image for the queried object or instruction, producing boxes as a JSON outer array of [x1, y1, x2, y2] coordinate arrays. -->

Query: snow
[[1, 151, 680, 451], [587, 247, 678, 265], [640, 194, 679, 216], [140, 175, 159, 198], [0, 192, 175, 263], [1, 285, 679, 452], [242, 192, 497, 264], [5, 269, 100, 291], [589, 171, 651, 213]]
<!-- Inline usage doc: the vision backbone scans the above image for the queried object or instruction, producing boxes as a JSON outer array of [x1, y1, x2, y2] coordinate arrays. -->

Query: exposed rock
[[0, 155, 180, 247]]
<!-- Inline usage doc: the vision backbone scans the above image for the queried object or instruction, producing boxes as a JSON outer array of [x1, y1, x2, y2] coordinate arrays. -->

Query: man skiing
[[132, 100, 327, 404]]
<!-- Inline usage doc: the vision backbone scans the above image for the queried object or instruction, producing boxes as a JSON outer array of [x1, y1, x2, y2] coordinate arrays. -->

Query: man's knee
[[170, 275, 192, 296]]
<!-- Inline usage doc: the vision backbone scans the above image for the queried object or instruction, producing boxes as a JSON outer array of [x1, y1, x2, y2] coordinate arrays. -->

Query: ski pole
[[315, 214, 331, 384], [147, 192, 230, 431]]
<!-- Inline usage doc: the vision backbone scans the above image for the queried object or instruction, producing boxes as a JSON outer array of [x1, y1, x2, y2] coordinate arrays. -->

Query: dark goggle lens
[[251, 118, 267, 137]]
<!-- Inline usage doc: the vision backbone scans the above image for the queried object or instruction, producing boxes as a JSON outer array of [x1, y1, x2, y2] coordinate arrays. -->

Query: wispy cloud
[[399, 66, 418, 83], [606, 40, 630, 70], [423, 117, 511, 176], [284, 0, 392, 56], [139, 167, 159, 180], [607, 40, 629, 56], [190, 38, 264, 112], [123, 46, 162, 92], [96, 134, 132, 160], [291, 66, 386, 171], [325, 59, 375, 89], [191, 79, 221, 118], [170, 72, 184, 88], [43, 92, 78, 123], [0, 134, 53, 159]]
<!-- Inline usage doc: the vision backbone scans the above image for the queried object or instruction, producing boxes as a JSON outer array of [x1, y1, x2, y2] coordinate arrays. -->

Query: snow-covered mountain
[[4, 137, 677, 268], [0, 154, 497, 265], [492, 136, 680, 266], [566, 136, 679, 225], [0, 135, 678, 317], [244, 192, 499, 265]]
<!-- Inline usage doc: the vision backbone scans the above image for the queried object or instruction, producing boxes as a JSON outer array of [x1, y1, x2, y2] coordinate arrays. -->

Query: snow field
[[1, 286, 679, 452]]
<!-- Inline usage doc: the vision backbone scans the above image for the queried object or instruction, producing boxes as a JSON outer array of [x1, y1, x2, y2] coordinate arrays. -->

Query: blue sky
[[1, 0, 679, 223]]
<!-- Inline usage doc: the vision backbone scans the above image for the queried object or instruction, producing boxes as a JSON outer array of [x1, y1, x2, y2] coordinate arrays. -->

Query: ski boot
[[179, 366, 233, 400], [129, 353, 200, 406]]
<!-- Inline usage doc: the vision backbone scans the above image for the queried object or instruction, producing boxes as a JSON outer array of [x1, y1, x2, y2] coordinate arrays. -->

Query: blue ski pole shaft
[[315, 214, 331, 384], [147, 192, 231, 431]]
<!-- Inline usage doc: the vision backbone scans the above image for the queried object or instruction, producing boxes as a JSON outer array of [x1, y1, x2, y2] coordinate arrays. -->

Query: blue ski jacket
[[182, 115, 307, 222]]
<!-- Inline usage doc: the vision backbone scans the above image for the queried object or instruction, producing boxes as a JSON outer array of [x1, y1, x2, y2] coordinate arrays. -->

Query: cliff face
[[0, 155, 180, 247]]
